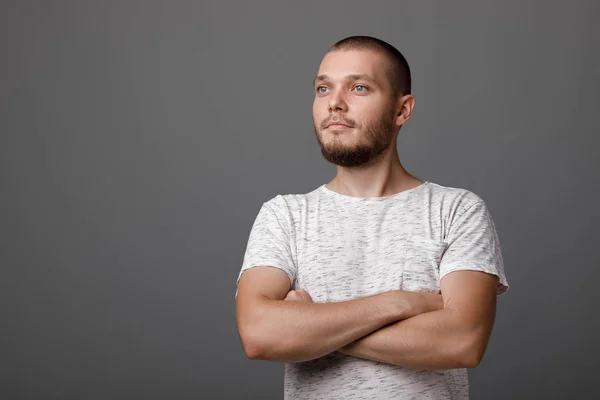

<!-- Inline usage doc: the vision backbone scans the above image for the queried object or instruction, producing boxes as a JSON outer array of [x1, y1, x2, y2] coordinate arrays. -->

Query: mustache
[[320, 115, 356, 130]]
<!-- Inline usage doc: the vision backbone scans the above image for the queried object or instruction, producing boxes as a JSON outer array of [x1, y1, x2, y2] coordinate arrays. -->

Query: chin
[[324, 129, 356, 141]]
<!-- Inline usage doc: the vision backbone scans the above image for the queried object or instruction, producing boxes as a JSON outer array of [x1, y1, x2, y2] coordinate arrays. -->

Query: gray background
[[1, 0, 598, 399]]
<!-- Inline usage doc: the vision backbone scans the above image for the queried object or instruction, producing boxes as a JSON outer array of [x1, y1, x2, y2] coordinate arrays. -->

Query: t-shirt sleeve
[[235, 196, 297, 298], [439, 200, 509, 295]]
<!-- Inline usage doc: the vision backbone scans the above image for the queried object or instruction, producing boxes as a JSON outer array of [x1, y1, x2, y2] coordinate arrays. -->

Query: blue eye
[[317, 86, 328, 93], [354, 85, 367, 92]]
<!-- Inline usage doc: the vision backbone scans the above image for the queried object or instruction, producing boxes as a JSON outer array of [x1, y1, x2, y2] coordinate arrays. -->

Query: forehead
[[316, 49, 388, 82]]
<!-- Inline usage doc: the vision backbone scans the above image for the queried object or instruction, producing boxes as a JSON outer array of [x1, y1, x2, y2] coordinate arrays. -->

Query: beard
[[314, 110, 395, 167]]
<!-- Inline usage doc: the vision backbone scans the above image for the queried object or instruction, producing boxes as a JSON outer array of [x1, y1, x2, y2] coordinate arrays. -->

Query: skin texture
[[236, 48, 499, 369], [312, 48, 422, 197], [236, 266, 444, 363], [286, 271, 498, 369], [313, 49, 404, 168]]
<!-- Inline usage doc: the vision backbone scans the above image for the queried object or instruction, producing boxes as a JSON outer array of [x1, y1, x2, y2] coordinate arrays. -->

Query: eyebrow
[[313, 74, 377, 87]]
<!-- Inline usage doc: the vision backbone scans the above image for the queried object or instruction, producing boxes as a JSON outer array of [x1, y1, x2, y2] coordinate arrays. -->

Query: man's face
[[312, 49, 397, 167]]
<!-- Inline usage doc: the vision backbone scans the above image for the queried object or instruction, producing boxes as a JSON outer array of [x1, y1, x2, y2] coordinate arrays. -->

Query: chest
[[294, 211, 447, 302]]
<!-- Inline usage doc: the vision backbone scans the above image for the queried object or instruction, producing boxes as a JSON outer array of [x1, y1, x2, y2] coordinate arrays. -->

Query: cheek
[[353, 95, 390, 114], [360, 104, 393, 126], [312, 100, 327, 122]]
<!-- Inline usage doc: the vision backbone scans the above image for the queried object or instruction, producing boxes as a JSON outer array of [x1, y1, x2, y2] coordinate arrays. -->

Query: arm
[[338, 270, 498, 369], [236, 266, 443, 363]]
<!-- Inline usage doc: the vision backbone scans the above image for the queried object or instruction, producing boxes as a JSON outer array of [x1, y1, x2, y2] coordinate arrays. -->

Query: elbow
[[455, 349, 483, 369], [239, 323, 287, 361], [239, 325, 269, 360], [241, 336, 261, 360], [244, 343, 264, 361], [237, 301, 273, 360], [240, 327, 302, 362], [243, 338, 275, 361], [452, 334, 487, 369]]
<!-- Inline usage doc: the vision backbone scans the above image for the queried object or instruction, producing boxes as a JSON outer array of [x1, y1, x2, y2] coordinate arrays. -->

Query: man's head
[[312, 36, 414, 167]]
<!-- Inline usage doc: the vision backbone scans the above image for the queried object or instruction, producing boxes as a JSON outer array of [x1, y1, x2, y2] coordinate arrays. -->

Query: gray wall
[[1, 1, 598, 399]]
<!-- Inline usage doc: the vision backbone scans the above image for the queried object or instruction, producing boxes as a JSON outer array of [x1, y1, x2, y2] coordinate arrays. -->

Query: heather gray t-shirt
[[236, 181, 509, 400]]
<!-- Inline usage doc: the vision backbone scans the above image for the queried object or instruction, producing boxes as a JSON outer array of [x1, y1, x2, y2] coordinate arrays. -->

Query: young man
[[235, 36, 509, 399]]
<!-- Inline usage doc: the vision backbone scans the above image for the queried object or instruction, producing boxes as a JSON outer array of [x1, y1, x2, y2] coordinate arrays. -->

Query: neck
[[326, 145, 423, 198]]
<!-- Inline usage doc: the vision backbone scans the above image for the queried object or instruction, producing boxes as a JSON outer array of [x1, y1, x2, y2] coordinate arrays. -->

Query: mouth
[[326, 123, 352, 129]]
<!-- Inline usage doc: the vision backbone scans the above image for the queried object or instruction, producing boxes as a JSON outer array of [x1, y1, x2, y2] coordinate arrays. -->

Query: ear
[[395, 94, 415, 126]]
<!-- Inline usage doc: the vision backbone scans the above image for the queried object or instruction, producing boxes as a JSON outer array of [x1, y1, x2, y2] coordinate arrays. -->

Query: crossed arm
[[235, 266, 498, 369]]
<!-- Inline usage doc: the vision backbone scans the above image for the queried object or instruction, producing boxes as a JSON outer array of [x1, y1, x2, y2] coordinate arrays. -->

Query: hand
[[338, 290, 443, 357], [411, 291, 444, 315], [283, 289, 313, 303], [391, 290, 443, 318]]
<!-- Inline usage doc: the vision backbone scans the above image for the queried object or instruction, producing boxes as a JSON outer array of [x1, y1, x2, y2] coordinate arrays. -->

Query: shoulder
[[424, 181, 487, 217], [259, 185, 322, 217]]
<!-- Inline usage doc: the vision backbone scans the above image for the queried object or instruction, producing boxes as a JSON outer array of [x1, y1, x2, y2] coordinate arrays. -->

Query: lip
[[326, 123, 352, 129]]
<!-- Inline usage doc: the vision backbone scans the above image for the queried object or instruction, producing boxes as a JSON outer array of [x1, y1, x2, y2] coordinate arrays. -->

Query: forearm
[[339, 308, 490, 370], [240, 291, 406, 363]]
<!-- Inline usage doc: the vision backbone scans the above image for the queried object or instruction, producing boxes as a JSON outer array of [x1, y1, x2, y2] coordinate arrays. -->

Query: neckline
[[319, 181, 430, 201]]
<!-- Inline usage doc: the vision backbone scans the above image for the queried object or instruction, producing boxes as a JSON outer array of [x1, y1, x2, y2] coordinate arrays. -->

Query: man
[[235, 35, 509, 399]]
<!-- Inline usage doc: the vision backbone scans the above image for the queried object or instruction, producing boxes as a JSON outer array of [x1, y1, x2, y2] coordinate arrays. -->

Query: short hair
[[329, 36, 411, 97]]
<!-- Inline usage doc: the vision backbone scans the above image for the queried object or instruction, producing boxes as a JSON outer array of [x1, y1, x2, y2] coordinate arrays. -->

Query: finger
[[284, 291, 300, 301], [283, 293, 295, 301], [299, 290, 312, 300]]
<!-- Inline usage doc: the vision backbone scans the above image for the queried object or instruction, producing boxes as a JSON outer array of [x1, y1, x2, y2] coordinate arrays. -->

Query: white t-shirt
[[237, 181, 509, 400]]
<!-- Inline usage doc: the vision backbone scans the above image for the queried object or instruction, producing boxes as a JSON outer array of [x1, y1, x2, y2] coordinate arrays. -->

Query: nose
[[328, 89, 348, 113]]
